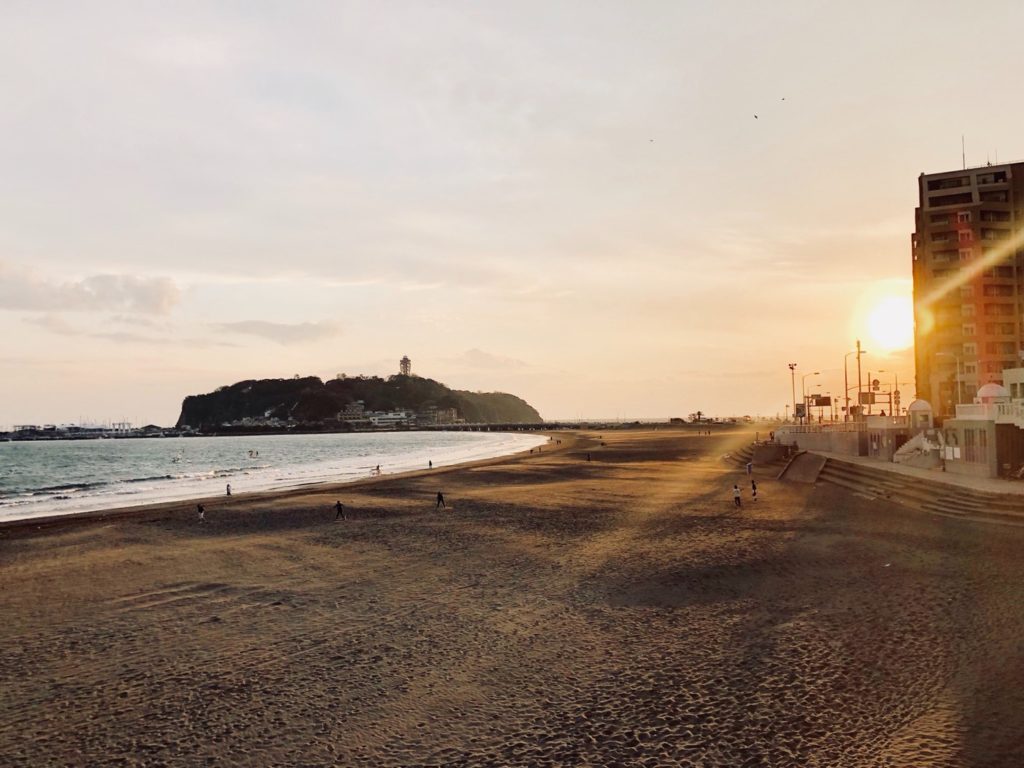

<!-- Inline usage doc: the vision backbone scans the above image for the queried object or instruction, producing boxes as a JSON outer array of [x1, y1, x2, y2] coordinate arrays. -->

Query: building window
[[959, 248, 973, 261], [962, 304, 976, 317], [959, 230, 972, 243], [983, 284, 1014, 297], [964, 363, 978, 375], [931, 213, 953, 224], [930, 192, 974, 207], [984, 322, 1016, 334], [957, 211, 972, 223], [963, 429, 976, 462], [931, 231, 954, 243], [981, 265, 1014, 278], [983, 303, 1013, 316], [960, 285, 974, 298], [963, 429, 988, 464], [980, 190, 1008, 203], [982, 228, 1011, 241], [963, 342, 977, 356], [963, 324, 976, 337], [977, 171, 1007, 185], [928, 176, 970, 191]]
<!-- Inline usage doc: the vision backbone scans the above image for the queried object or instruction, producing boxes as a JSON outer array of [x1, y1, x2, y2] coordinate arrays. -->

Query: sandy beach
[[2, 429, 1024, 766]]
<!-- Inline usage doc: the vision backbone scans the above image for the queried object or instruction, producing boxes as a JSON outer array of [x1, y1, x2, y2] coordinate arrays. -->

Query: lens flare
[[865, 295, 914, 352]]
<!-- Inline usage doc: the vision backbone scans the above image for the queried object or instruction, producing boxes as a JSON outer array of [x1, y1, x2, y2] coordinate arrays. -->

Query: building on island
[[400, 356, 412, 376], [912, 162, 1024, 418]]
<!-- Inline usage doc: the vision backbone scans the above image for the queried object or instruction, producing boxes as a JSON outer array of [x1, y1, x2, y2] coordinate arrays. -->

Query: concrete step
[[813, 456, 1024, 523]]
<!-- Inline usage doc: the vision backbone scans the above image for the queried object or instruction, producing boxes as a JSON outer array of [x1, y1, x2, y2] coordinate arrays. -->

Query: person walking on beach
[[745, 461, 753, 476], [733, 485, 742, 508], [428, 460, 433, 469], [751, 480, 758, 502], [226, 483, 232, 496], [436, 491, 446, 509], [334, 500, 346, 520], [197, 503, 205, 523]]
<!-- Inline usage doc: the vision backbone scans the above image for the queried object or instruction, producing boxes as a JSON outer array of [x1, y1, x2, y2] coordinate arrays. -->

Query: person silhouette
[[733, 485, 742, 508], [436, 492, 446, 509], [197, 503, 205, 523], [335, 500, 346, 520]]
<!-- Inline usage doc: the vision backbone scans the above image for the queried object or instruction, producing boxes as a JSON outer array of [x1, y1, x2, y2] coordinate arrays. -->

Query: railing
[[866, 415, 909, 429], [955, 403, 998, 420], [996, 402, 1024, 429], [778, 422, 867, 435]]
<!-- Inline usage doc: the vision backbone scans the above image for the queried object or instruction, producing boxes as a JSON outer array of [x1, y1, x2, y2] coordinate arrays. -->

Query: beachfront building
[[912, 161, 1024, 418], [940, 382, 1008, 478], [417, 406, 462, 425], [368, 410, 415, 428]]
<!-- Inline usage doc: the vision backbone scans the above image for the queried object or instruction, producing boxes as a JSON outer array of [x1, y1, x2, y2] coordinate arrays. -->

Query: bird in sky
[[754, 114, 758, 119]]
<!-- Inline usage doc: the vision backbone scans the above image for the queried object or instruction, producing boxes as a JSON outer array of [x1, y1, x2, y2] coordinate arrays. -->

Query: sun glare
[[865, 295, 914, 352]]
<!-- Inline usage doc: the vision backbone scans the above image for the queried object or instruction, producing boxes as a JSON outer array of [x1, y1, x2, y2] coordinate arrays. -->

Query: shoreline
[[4, 428, 1024, 765], [0, 430, 570, 537]]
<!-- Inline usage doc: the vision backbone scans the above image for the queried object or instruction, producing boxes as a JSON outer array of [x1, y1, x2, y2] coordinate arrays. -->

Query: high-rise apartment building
[[913, 162, 1024, 416]]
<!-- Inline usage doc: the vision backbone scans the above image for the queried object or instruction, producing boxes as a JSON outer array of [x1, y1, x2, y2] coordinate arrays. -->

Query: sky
[[2, 1, 1023, 427]]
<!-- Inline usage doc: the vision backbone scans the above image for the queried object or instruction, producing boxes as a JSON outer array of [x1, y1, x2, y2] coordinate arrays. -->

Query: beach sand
[[2, 429, 1024, 766]]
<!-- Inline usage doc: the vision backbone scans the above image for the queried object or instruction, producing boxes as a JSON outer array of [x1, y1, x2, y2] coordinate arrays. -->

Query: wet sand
[[2, 429, 1024, 766]]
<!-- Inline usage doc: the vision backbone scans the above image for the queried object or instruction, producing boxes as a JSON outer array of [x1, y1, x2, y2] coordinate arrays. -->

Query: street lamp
[[844, 343, 867, 422], [788, 363, 797, 423], [801, 371, 820, 424]]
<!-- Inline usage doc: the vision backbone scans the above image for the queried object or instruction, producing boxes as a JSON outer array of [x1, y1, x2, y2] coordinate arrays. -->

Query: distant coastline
[[0, 418, 752, 442]]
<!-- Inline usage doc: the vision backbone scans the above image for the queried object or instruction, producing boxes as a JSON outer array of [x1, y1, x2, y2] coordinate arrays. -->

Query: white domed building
[[974, 382, 1010, 404], [942, 380, 1013, 479], [906, 399, 934, 431]]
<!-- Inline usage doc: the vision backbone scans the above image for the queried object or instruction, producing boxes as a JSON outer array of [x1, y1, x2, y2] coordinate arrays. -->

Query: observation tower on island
[[399, 355, 412, 376]]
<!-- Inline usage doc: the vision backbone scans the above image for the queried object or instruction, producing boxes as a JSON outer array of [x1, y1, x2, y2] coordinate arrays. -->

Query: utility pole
[[856, 339, 863, 418], [788, 363, 797, 423]]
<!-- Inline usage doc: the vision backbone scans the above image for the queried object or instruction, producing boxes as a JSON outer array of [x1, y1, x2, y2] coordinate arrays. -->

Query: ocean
[[0, 431, 548, 523]]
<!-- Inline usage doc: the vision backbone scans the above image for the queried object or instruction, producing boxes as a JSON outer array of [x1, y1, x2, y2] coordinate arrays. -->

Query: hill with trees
[[176, 374, 541, 430]]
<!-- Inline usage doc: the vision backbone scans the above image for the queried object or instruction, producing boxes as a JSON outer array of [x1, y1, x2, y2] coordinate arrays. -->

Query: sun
[[865, 294, 914, 352]]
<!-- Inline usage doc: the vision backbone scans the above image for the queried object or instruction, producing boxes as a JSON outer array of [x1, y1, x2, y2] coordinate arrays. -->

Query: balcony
[[928, 176, 971, 191], [977, 171, 1008, 186], [929, 192, 974, 208], [955, 403, 998, 420]]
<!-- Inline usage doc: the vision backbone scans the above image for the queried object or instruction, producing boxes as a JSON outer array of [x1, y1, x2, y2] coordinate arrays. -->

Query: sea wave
[[0, 432, 547, 522]]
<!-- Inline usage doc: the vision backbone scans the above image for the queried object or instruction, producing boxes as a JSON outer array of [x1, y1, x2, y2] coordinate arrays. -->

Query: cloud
[[0, 262, 180, 314], [213, 320, 340, 344], [22, 314, 234, 347], [445, 348, 529, 370]]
